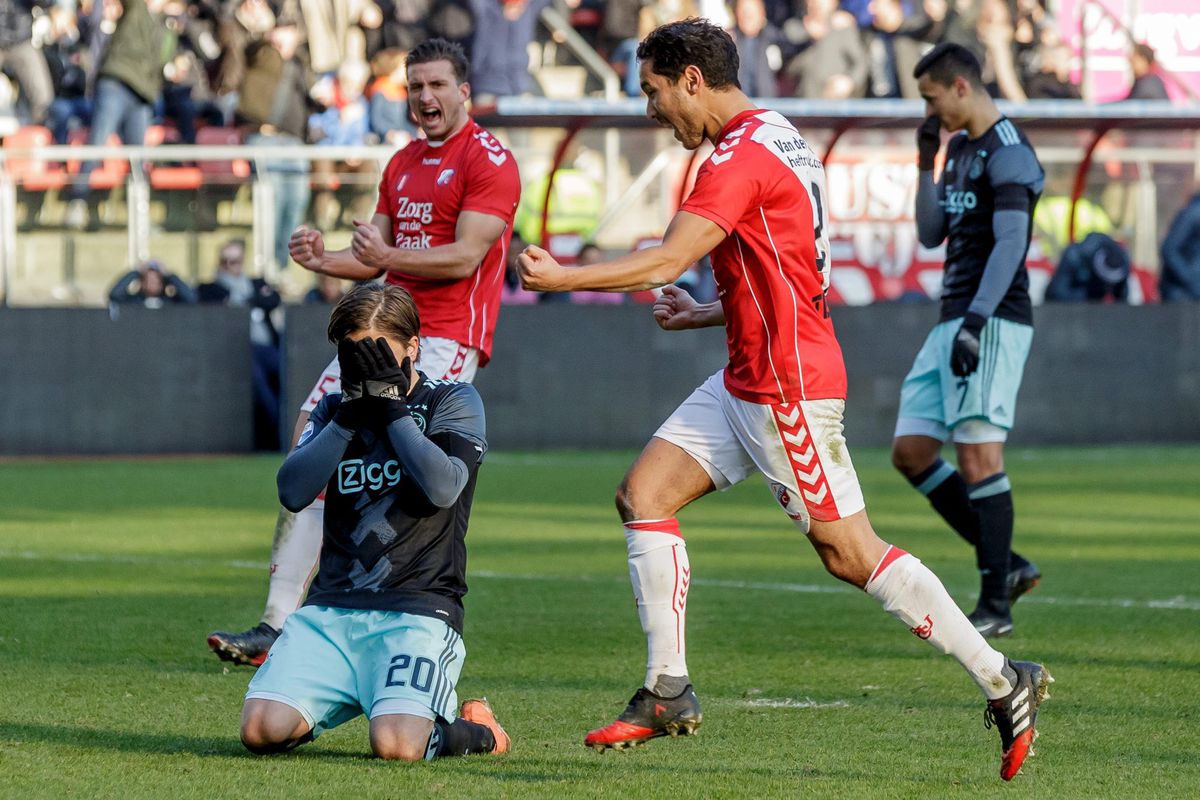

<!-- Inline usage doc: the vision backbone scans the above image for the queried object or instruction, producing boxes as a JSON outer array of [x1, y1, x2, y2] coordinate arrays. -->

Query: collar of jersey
[[425, 117, 474, 148], [715, 108, 761, 143]]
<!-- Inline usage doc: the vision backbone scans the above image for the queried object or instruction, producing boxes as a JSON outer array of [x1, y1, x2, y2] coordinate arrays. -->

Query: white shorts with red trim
[[653, 370, 866, 532], [299, 336, 480, 413]]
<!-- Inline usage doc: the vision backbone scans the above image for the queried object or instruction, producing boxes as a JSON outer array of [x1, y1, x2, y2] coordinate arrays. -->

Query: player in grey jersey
[[239, 283, 509, 760], [891, 43, 1045, 639]]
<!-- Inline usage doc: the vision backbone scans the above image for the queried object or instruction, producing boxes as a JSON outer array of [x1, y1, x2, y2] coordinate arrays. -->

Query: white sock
[[625, 520, 690, 693], [865, 545, 1013, 700], [261, 502, 323, 630]]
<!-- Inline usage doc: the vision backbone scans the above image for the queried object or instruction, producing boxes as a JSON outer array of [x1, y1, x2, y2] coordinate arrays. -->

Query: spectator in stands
[[212, 0, 275, 124], [1160, 192, 1200, 302], [305, 273, 346, 303], [236, 13, 314, 270], [0, 0, 55, 124], [309, 59, 376, 230], [42, 1, 94, 143], [1024, 40, 1080, 100], [108, 258, 197, 306], [976, 0, 1026, 102], [197, 238, 283, 449], [196, 238, 282, 348], [65, 0, 174, 231], [377, 0, 473, 54], [1124, 43, 1169, 101], [782, 0, 866, 99], [156, 0, 208, 144], [366, 46, 412, 144], [467, 0, 551, 104], [298, 0, 382, 76], [862, 0, 931, 99], [602, 0, 644, 97], [728, 0, 780, 98]]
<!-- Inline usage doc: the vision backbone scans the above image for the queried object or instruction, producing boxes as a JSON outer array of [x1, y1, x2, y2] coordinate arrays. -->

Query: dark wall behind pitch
[[4, 303, 1198, 455], [0, 306, 254, 454]]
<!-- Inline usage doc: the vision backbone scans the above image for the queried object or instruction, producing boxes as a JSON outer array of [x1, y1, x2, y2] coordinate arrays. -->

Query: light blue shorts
[[245, 605, 465, 738], [895, 317, 1033, 442]]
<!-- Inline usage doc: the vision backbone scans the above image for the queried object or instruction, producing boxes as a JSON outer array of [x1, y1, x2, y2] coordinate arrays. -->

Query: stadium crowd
[[0, 0, 1099, 143]]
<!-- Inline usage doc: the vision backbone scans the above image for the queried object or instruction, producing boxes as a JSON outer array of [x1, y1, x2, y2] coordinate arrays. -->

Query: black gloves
[[917, 114, 942, 171], [950, 313, 987, 378], [334, 337, 413, 429], [356, 337, 411, 401]]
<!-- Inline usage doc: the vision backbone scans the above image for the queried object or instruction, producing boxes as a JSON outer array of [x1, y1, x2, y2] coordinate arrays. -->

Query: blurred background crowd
[[1, 0, 1179, 143]]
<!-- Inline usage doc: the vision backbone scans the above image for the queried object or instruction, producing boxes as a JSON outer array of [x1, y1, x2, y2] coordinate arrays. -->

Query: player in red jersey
[[517, 19, 1050, 781], [208, 38, 520, 668]]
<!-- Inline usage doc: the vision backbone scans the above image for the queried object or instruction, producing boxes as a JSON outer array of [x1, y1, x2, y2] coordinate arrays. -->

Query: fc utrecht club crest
[[437, 168, 456, 186]]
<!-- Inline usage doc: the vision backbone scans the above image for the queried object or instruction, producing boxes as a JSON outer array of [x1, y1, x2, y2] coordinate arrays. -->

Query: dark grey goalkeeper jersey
[[282, 374, 486, 633], [936, 118, 1044, 325]]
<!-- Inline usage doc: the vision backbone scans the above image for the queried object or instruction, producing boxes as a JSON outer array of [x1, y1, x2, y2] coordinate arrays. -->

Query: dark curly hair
[[913, 42, 984, 89], [406, 38, 470, 84], [636, 18, 741, 91]]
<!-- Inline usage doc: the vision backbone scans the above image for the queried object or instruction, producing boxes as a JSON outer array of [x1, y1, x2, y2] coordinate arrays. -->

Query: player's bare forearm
[[690, 301, 726, 327], [523, 211, 726, 293], [311, 248, 385, 281], [360, 209, 506, 281], [375, 241, 482, 280]]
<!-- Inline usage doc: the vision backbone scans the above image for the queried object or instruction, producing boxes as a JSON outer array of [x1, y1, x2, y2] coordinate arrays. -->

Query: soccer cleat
[[206, 622, 280, 667], [969, 609, 1013, 638], [460, 698, 511, 754], [584, 685, 702, 751], [1007, 561, 1042, 605], [985, 659, 1053, 781]]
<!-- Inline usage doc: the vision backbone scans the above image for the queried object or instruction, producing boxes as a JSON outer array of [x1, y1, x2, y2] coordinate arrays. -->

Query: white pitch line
[[3, 550, 1199, 612], [741, 698, 850, 710]]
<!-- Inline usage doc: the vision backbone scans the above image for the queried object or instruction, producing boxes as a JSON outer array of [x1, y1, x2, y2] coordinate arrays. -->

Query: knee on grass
[[370, 715, 435, 761], [240, 701, 311, 755]]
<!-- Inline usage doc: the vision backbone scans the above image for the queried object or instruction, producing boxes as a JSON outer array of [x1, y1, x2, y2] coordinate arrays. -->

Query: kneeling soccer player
[[239, 283, 508, 760]]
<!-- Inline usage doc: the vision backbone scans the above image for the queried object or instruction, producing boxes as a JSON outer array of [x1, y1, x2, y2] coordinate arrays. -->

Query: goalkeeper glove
[[354, 337, 412, 423], [336, 338, 368, 401], [917, 114, 942, 171], [950, 313, 987, 378]]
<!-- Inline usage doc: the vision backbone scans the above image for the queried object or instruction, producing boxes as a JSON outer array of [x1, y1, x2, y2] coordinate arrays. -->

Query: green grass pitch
[[1, 447, 1198, 799]]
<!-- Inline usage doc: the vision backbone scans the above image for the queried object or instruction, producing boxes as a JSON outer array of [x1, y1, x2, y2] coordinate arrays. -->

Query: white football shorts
[[300, 336, 480, 413], [653, 370, 866, 533]]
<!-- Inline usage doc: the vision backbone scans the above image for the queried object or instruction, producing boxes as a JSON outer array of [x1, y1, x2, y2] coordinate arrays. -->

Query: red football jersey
[[680, 109, 847, 404], [375, 118, 521, 364]]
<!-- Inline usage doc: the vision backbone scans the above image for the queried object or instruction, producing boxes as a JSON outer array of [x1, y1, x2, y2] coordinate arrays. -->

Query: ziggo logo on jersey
[[338, 458, 403, 493]]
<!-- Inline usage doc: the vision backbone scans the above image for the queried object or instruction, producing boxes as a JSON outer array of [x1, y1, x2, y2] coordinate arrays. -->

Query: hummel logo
[[910, 614, 934, 640], [710, 152, 733, 165]]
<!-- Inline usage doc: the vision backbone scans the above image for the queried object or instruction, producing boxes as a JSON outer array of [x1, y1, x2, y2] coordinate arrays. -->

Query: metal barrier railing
[[2, 99, 1198, 306]]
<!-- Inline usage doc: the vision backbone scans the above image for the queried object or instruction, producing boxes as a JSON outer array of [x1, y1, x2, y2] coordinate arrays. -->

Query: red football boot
[[986, 659, 1053, 780], [584, 685, 702, 751]]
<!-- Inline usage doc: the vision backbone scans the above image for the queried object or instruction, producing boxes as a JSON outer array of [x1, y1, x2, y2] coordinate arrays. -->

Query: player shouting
[[240, 283, 509, 760], [517, 19, 1051, 781], [208, 38, 520, 667]]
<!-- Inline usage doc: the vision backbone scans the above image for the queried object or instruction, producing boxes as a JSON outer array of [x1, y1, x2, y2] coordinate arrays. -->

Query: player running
[[890, 43, 1045, 639], [208, 38, 521, 667], [517, 20, 1050, 781], [239, 283, 510, 760]]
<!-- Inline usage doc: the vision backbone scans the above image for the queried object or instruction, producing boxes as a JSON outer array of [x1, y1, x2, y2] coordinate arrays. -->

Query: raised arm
[[915, 116, 948, 248], [351, 210, 509, 281], [517, 210, 728, 293], [383, 387, 485, 509], [276, 400, 355, 512]]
